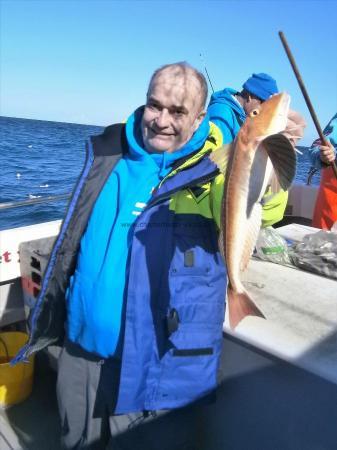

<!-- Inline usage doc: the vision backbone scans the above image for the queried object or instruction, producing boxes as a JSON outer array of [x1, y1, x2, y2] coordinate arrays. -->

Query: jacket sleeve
[[261, 189, 288, 227], [307, 144, 325, 169], [208, 103, 237, 144], [308, 114, 337, 169]]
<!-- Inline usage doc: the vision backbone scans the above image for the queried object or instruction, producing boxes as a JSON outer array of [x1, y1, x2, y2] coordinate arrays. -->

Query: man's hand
[[282, 110, 306, 147], [319, 141, 336, 164]]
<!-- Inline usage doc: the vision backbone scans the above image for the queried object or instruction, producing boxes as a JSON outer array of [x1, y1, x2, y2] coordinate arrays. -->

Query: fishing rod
[[279, 31, 337, 180], [199, 53, 215, 93], [0, 193, 71, 210]]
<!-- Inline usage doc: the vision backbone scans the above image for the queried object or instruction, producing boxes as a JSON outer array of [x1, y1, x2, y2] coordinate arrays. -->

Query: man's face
[[141, 68, 205, 153]]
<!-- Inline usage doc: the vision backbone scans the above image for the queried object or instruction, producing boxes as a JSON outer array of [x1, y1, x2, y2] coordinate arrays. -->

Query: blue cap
[[242, 73, 278, 101]]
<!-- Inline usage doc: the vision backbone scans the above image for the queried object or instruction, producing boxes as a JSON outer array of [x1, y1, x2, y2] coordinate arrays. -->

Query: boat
[[0, 182, 337, 450]]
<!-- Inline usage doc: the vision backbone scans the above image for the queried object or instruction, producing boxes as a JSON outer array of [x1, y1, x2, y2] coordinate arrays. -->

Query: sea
[[0, 116, 321, 231]]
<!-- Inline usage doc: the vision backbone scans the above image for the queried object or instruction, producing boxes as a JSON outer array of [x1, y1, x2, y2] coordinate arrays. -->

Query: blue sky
[[1, 0, 336, 144]]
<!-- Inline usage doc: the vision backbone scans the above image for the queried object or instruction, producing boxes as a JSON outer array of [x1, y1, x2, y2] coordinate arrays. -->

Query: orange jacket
[[312, 166, 337, 229], [310, 114, 337, 230]]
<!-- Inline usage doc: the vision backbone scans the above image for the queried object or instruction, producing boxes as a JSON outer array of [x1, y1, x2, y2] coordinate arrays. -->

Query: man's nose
[[155, 109, 170, 128]]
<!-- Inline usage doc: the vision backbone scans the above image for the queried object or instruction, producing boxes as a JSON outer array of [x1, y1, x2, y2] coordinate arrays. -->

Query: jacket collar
[[150, 122, 223, 203]]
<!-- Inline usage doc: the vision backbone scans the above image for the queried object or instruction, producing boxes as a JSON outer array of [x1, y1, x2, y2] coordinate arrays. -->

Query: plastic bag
[[255, 226, 292, 265], [290, 230, 337, 279]]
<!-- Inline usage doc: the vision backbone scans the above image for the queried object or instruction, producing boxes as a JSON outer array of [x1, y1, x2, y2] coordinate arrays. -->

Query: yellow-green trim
[[159, 122, 223, 188], [261, 189, 288, 227], [166, 121, 287, 229]]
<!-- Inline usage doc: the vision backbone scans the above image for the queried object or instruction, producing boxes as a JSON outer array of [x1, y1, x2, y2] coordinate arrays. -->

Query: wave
[[28, 194, 42, 199]]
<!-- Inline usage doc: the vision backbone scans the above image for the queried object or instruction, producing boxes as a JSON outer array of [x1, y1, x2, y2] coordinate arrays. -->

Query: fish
[[210, 93, 297, 329]]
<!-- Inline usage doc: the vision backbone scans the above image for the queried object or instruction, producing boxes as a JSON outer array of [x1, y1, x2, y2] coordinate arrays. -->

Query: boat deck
[[232, 254, 337, 386], [0, 358, 60, 450], [1, 224, 337, 449], [2, 331, 337, 450]]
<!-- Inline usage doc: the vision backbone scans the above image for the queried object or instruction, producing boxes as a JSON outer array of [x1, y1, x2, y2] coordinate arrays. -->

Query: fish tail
[[227, 287, 265, 329]]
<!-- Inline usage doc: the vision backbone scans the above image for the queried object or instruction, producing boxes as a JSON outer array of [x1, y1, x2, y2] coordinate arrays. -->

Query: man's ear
[[193, 110, 206, 131]]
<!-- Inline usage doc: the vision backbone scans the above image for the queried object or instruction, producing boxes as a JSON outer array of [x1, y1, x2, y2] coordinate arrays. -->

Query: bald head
[[148, 62, 208, 111], [141, 62, 207, 153]]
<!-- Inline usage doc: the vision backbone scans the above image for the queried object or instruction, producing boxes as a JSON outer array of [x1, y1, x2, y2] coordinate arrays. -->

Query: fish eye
[[250, 109, 260, 117]]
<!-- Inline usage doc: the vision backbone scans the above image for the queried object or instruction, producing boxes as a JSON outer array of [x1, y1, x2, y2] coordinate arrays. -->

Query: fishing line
[[199, 53, 215, 93]]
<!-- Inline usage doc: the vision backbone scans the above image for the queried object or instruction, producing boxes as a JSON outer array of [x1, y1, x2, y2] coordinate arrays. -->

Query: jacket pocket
[[170, 216, 227, 302], [155, 327, 222, 404], [172, 347, 213, 356], [167, 297, 225, 326]]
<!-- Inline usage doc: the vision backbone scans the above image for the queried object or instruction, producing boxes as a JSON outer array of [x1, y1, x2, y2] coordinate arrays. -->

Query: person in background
[[207, 72, 279, 144], [207, 72, 306, 227], [309, 113, 337, 229]]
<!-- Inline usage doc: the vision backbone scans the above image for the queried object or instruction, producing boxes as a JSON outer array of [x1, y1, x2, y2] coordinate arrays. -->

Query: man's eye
[[174, 110, 185, 117], [147, 103, 160, 111]]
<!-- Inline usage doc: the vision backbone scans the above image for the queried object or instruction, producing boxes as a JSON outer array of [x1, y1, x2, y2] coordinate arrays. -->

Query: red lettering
[[3, 251, 11, 263]]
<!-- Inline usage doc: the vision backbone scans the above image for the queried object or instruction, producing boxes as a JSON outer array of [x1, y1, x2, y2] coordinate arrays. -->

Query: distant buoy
[[16, 173, 21, 178]]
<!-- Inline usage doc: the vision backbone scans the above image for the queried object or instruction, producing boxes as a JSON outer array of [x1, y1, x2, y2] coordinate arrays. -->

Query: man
[[309, 113, 337, 229], [14, 63, 301, 449], [15, 62, 226, 450], [208, 73, 306, 226], [208, 72, 279, 144]]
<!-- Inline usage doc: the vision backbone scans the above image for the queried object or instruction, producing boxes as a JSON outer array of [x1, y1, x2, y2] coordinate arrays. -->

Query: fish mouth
[[277, 92, 290, 117], [268, 92, 290, 131]]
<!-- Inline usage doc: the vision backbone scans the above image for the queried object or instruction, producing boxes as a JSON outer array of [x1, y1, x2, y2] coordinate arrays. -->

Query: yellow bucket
[[0, 332, 35, 408]]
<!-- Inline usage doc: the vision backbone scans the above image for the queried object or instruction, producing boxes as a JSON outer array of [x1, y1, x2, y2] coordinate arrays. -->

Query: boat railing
[[0, 194, 71, 210]]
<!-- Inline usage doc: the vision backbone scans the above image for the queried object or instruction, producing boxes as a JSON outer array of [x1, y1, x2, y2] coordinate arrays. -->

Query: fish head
[[240, 93, 290, 145]]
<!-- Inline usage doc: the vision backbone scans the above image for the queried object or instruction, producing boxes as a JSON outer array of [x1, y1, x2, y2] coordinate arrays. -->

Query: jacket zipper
[[146, 169, 219, 211], [157, 148, 213, 190], [13, 150, 218, 363]]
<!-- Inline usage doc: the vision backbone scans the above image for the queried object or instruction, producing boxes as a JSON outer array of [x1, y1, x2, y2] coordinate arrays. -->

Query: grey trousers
[[56, 340, 199, 450]]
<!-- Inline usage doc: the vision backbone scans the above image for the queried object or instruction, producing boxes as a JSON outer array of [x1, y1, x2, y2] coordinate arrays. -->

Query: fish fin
[[227, 287, 265, 329], [268, 170, 282, 195], [209, 144, 232, 174], [263, 134, 297, 191], [240, 203, 262, 271]]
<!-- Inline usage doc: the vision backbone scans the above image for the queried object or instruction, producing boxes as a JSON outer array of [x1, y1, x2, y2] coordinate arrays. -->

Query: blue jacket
[[66, 108, 211, 358], [14, 121, 227, 413], [308, 113, 337, 169], [207, 88, 246, 143]]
